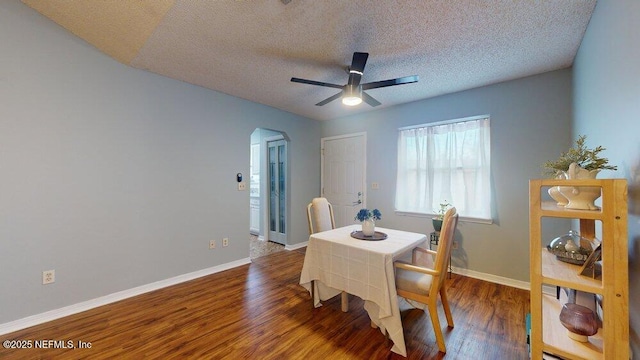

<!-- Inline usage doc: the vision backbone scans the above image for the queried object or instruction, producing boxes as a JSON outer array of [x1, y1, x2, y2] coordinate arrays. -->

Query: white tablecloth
[[299, 225, 428, 357]]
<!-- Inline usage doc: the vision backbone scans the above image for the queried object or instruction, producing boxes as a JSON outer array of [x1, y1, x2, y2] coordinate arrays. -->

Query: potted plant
[[542, 135, 617, 177], [432, 200, 451, 232], [355, 208, 381, 236], [542, 135, 617, 210]]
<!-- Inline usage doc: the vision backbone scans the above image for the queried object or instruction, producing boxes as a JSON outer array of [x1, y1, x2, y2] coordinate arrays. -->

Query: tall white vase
[[362, 219, 376, 236], [558, 163, 601, 210]]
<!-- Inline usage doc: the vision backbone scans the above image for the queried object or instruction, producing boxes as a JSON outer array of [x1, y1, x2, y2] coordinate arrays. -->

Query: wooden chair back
[[431, 207, 458, 293], [394, 206, 458, 353]]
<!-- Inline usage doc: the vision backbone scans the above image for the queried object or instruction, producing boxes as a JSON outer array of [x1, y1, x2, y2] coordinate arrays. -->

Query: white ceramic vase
[[558, 163, 601, 210], [362, 219, 375, 236], [548, 173, 568, 207]]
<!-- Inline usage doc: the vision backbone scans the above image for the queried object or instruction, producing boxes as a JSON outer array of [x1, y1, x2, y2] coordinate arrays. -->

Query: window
[[395, 115, 492, 222]]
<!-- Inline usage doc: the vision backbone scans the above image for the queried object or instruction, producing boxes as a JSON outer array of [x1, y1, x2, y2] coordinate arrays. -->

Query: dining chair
[[306, 197, 336, 234], [306, 197, 348, 311], [394, 207, 458, 353]]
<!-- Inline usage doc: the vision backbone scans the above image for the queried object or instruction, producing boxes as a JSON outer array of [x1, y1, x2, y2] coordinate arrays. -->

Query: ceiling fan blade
[[315, 91, 343, 106], [362, 92, 381, 107], [291, 77, 343, 89], [362, 75, 419, 90], [348, 52, 369, 87], [351, 52, 369, 73]]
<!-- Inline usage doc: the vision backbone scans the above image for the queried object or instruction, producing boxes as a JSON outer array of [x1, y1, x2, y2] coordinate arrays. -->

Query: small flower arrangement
[[432, 201, 452, 232], [355, 208, 382, 222], [434, 201, 452, 220]]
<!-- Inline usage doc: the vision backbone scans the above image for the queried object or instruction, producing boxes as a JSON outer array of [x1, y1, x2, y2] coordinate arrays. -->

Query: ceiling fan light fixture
[[342, 96, 362, 106], [342, 84, 362, 106], [291, 52, 417, 107]]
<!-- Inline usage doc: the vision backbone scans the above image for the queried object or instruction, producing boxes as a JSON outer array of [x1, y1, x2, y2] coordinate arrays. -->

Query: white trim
[[451, 266, 530, 290], [398, 114, 490, 131], [0, 258, 251, 336], [285, 241, 308, 251], [542, 284, 558, 296], [261, 134, 285, 243], [265, 137, 288, 245], [320, 132, 367, 142]]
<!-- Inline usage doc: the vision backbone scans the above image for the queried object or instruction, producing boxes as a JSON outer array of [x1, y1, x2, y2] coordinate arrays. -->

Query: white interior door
[[321, 133, 366, 228], [267, 139, 287, 244]]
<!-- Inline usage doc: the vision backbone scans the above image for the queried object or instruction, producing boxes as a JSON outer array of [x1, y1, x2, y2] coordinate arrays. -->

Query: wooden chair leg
[[428, 302, 447, 353], [341, 291, 349, 312], [440, 287, 454, 328]]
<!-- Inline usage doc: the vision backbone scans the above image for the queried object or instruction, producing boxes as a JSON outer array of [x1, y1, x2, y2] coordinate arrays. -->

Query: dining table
[[299, 224, 428, 357]]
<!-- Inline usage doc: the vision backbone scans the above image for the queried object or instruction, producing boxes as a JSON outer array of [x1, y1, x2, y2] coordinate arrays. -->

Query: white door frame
[[262, 134, 288, 244]]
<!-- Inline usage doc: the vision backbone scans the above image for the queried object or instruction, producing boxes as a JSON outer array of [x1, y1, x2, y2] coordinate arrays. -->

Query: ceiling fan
[[291, 52, 418, 107]]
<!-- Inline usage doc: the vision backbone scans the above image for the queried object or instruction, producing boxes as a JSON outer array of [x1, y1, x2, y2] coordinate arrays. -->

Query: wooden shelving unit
[[529, 179, 629, 360]]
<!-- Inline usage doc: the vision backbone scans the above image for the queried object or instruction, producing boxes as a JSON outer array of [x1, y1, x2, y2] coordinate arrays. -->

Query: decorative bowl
[[547, 230, 593, 265]]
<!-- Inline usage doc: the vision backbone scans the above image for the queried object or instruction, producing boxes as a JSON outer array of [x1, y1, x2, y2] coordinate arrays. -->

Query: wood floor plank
[[0, 249, 530, 359]]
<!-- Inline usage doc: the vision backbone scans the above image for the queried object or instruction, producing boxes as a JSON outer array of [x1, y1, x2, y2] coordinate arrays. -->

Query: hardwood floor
[[0, 248, 530, 359]]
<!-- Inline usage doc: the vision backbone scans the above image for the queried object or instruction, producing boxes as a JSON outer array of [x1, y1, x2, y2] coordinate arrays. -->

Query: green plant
[[542, 135, 617, 177], [434, 200, 452, 220]]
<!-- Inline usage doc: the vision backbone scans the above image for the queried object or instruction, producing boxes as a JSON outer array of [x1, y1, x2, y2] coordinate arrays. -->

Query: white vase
[[362, 219, 375, 236], [548, 186, 568, 206], [548, 173, 569, 207], [558, 162, 601, 210]]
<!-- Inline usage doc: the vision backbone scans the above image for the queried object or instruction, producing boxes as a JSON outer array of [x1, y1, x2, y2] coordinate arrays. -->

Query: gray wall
[[0, 0, 320, 324], [322, 69, 574, 283], [572, 0, 640, 356]]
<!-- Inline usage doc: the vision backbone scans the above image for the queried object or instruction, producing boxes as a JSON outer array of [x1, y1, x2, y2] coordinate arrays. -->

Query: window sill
[[394, 211, 493, 225]]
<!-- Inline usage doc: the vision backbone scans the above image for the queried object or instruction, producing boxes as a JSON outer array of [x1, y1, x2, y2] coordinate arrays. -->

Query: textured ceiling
[[23, 0, 596, 121]]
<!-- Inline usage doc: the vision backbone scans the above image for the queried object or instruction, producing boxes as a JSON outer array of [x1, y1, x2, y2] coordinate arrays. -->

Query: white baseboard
[[0, 257, 251, 336], [451, 266, 530, 290], [285, 241, 308, 251]]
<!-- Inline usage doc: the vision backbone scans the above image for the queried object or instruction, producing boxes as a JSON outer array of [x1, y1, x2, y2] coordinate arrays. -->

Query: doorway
[[249, 129, 289, 257], [266, 138, 287, 244]]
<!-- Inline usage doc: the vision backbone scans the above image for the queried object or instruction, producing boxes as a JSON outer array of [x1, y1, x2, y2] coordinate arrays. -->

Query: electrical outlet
[[238, 182, 246, 191], [452, 241, 459, 250], [209, 240, 216, 249], [222, 238, 229, 247], [371, 182, 379, 189], [42, 270, 55, 285]]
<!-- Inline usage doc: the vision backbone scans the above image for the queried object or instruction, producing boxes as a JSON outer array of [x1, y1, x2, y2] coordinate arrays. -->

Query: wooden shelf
[[540, 250, 602, 294], [529, 179, 629, 360], [541, 294, 603, 360], [539, 201, 604, 220]]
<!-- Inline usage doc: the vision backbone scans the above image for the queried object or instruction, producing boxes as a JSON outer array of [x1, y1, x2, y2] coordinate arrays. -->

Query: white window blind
[[395, 116, 492, 221]]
